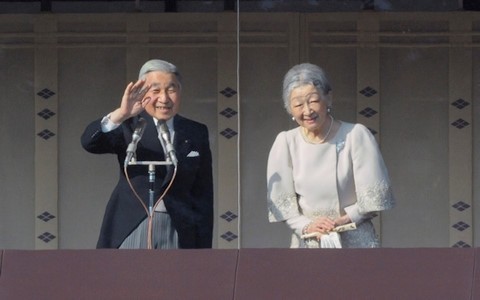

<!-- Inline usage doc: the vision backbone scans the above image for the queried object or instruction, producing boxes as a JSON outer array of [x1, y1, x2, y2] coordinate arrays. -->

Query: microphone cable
[[123, 163, 177, 249]]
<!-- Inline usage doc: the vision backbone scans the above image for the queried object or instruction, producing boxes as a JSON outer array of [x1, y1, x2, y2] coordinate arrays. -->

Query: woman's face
[[289, 84, 330, 133]]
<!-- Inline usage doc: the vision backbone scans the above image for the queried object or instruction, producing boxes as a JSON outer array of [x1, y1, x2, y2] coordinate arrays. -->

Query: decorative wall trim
[[217, 14, 239, 249], [356, 15, 382, 240], [34, 16, 58, 249], [449, 15, 473, 247]]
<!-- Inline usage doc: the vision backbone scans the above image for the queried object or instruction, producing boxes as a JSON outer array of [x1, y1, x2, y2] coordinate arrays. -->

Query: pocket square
[[187, 151, 200, 157]]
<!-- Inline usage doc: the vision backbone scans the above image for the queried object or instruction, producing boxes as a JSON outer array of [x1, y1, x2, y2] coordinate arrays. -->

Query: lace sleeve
[[351, 124, 395, 214], [266, 132, 301, 222]]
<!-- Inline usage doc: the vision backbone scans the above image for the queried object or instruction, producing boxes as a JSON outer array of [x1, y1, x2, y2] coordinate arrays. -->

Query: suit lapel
[[173, 115, 193, 160]]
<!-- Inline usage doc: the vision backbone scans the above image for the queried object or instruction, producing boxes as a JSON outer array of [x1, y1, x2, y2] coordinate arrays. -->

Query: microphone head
[[137, 117, 147, 133], [132, 117, 147, 142], [159, 120, 168, 133], [159, 121, 172, 141], [125, 117, 147, 166]]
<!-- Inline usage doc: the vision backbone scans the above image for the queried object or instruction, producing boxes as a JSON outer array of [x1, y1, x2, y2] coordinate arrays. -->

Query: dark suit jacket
[[81, 112, 213, 249]]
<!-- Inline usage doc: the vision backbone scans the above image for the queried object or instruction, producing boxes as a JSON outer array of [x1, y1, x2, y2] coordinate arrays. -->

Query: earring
[[327, 106, 332, 114], [291, 116, 295, 121]]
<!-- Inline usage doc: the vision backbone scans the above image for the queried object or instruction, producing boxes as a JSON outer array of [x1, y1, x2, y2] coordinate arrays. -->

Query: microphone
[[159, 121, 178, 167], [124, 117, 147, 166]]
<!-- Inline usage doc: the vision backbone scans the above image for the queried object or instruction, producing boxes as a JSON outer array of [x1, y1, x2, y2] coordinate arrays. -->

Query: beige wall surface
[[0, 11, 478, 249], [0, 48, 35, 249]]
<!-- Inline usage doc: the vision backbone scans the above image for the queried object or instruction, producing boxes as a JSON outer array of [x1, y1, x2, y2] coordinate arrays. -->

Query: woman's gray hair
[[282, 63, 332, 113], [138, 59, 182, 90]]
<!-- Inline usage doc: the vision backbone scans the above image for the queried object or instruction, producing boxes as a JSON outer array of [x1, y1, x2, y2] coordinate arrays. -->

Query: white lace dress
[[267, 121, 395, 248]]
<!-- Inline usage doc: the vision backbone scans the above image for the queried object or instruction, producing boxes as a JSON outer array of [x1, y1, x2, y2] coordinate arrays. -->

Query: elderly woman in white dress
[[267, 63, 395, 248]]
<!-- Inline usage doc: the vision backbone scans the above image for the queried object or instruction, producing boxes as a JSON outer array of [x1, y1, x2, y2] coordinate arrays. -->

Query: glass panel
[[237, 0, 467, 249], [0, 0, 477, 250]]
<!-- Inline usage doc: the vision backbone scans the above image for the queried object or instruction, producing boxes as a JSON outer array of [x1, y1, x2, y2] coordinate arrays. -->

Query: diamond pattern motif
[[37, 108, 56, 120], [451, 98, 470, 109], [452, 201, 470, 212], [37, 88, 56, 99], [368, 128, 378, 135], [452, 241, 471, 248], [38, 232, 56, 243], [37, 129, 56, 140], [220, 128, 238, 139], [452, 221, 470, 232], [37, 211, 56, 222], [220, 87, 237, 98], [220, 231, 238, 242], [359, 86, 377, 97], [220, 211, 238, 222], [451, 118, 470, 129], [359, 107, 378, 118], [220, 107, 238, 118]]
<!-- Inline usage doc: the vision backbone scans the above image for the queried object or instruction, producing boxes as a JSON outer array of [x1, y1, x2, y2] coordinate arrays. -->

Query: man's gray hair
[[138, 59, 182, 89], [282, 63, 332, 113]]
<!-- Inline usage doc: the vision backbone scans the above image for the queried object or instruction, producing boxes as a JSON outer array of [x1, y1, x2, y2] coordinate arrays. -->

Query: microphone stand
[[148, 164, 155, 216], [125, 157, 173, 249]]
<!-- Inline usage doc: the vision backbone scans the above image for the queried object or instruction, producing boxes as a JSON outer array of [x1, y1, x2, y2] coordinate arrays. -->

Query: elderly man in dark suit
[[81, 59, 213, 249]]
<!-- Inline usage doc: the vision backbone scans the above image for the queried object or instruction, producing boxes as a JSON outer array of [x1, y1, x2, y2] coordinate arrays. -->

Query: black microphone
[[159, 121, 178, 167], [124, 117, 147, 166]]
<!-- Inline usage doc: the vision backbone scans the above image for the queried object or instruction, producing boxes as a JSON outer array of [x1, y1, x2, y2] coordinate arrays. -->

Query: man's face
[[143, 71, 181, 121]]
